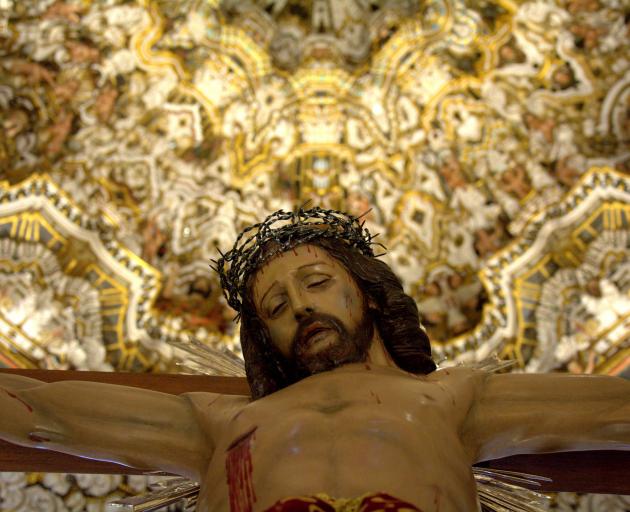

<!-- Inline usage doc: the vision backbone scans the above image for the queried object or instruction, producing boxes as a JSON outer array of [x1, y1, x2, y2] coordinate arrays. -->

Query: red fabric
[[266, 492, 422, 511], [358, 492, 422, 511], [265, 495, 336, 511]]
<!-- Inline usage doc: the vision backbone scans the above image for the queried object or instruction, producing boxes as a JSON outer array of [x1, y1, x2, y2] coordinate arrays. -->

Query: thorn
[[357, 208, 372, 220]]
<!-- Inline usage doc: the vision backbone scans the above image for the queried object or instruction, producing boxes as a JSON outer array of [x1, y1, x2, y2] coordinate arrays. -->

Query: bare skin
[[1, 245, 629, 512]]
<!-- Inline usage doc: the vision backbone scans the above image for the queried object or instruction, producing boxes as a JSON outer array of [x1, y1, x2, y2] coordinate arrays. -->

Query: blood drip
[[370, 390, 382, 405], [3, 388, 33, 412], [28, 433, 50, 443], [225, 427, 257, 512]]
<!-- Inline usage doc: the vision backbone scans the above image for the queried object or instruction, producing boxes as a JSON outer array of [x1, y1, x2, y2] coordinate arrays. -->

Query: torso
[[192, 365, 484, 512]]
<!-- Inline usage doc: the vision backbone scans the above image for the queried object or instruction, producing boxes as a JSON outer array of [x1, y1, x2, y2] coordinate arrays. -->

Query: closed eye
[[270, 302, 286, 317], [307, 278, 330, 289]]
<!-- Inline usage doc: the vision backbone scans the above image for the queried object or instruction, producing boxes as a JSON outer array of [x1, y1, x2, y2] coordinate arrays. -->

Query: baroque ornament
[[0, 0, 629, 509]]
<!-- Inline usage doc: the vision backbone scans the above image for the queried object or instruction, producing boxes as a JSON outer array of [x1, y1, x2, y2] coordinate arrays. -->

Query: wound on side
[[225, 426, 258, 512]]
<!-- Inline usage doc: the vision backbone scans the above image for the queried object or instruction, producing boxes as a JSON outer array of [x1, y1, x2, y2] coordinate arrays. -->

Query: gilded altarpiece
[[0, 0, 629, 510]]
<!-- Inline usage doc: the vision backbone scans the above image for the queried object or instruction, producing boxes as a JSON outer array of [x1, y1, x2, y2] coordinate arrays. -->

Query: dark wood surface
[[0, 368, 250, 394], [476, 450, 630, 493], [1, 369, 629, 493], [0, 439, 151, 475]]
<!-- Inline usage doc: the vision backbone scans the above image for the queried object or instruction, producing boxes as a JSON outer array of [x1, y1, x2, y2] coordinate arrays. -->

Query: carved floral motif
[[0, 0, 629, 508]]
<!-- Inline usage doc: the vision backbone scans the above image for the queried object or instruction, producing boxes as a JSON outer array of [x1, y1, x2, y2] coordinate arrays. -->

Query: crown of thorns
[[212, 206, 384, 317]]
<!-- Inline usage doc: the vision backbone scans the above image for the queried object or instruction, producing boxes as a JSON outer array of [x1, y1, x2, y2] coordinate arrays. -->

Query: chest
[[218, 371, 463, 454], [199, 371, 477, 512]]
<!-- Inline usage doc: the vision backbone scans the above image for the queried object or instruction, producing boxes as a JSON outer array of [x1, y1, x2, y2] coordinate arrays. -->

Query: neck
[[365, 331, 397, 368]]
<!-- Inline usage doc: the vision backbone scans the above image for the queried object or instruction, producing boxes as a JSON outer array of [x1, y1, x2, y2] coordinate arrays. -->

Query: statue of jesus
[[0, 207, 628, 512]]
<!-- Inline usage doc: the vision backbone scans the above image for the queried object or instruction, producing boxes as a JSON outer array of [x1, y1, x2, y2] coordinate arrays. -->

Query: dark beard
[[283, 306, 375, 381]]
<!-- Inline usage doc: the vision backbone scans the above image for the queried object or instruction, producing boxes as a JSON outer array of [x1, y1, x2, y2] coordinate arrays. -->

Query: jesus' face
[[252, 244, 375, 377]]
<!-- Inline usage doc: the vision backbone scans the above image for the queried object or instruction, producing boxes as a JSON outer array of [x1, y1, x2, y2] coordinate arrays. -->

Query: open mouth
[[304, 325, 330, 342], [305, 329, 335, 354], [306, 328, 331, 344], [300, 322, 335, 349]]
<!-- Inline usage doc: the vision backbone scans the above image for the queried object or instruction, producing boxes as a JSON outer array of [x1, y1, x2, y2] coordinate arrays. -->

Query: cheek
[[337, 285, 364, 321], [266, 322, 294, 357]]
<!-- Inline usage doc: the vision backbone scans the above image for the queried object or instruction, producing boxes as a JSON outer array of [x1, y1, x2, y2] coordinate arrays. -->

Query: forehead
[[252, 244, 345, 293]]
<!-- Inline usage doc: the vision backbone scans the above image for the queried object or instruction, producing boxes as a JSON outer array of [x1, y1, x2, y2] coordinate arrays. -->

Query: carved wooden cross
[[1, 369, 628, 495]]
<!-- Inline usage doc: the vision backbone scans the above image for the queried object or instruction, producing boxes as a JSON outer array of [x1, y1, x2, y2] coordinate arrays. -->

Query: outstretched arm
[[461, 372, 630, 463], [0, 373, 214, 480]]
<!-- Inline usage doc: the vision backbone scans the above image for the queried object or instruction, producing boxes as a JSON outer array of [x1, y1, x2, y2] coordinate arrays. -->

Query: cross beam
[[1, 369, 628, 494]]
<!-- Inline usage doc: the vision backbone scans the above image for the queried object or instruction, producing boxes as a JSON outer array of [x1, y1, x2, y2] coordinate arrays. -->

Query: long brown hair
[[240, 238, 436, 399]]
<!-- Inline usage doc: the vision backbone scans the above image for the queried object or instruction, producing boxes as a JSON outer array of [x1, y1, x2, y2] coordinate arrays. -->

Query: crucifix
[[1, 208, 629, 512]]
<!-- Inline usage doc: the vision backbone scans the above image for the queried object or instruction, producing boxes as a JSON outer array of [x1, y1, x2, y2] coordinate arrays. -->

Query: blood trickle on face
[[252, 244, 375, 377]]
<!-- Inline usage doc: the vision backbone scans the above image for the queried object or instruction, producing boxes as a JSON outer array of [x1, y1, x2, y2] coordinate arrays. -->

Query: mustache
[[292, 313, 345, 353]]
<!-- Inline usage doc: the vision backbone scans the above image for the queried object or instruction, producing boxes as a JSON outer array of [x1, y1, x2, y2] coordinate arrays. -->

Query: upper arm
[[428, 366, 488, 428], [461, 372, 630, 463], [3, 379, 215, 480]]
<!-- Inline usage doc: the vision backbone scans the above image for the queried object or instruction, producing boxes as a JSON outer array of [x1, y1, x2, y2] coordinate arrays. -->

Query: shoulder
[[425, 366, 490, 419], [426, 365, 488, 388], [181, 392, 250, 438]]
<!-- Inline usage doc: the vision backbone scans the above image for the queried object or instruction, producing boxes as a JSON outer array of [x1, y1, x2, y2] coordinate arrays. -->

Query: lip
[[305, 330, 334, 354], [301, 321, 332, 345]]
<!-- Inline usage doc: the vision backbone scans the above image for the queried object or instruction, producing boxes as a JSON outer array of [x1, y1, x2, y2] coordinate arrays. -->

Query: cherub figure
[[1, 208, 628, 512]]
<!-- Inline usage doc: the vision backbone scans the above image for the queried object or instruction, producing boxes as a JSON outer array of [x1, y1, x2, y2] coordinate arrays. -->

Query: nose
[[294, 304, 315, 321], [288, 286, 315, 320]]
